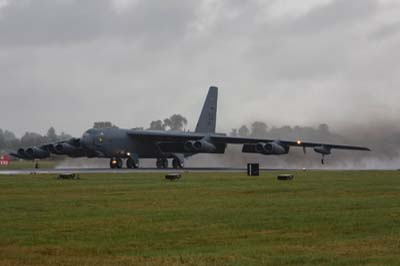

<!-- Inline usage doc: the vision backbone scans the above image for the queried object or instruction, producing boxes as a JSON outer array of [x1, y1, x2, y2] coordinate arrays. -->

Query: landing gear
[[110, 158, 123, 169], [172, 158, 183, 169], [156, 158, 169, 169], [127, 157, 139, 169], [117, 158, 123, 168], [156, 159, 162, 169], [321, 155, 325, 165]]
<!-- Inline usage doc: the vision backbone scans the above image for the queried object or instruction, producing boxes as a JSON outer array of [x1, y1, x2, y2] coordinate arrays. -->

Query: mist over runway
[[0, 167, 387, 176]]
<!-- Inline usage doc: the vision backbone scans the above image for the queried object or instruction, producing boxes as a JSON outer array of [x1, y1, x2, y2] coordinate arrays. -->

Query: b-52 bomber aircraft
[[11, 87, 370, 169]]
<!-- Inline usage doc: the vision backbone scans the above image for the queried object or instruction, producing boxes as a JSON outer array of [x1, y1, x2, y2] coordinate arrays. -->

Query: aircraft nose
[[80, 133, 92, 149]]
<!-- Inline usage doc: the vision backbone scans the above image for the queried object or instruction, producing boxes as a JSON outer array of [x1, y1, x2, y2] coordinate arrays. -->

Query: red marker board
[[0, 155, 10, 166]]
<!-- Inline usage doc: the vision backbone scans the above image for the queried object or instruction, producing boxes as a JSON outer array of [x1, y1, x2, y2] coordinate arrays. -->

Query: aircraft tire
[[156, 159, 163, 169], [172, 158, 183, 169], [162, 158, 169, 169], [110, 158, 117, 169], [127, 157, 139, 169], [127, 158, 134, 169], [116, 158, 123, 169]]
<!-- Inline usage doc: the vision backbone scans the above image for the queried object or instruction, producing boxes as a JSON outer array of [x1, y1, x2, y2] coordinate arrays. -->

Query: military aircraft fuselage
[[81, 128, 164, 159]]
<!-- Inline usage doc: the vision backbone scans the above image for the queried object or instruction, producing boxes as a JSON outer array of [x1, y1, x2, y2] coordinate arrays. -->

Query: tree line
[[0, 127, 72, 151], [230, 122, 344, 142]]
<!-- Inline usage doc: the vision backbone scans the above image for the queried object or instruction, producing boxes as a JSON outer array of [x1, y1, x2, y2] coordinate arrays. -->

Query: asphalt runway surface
[[0, 167, 382, 175], [0, 167, 310, 176], [0, 167, 274, 175]]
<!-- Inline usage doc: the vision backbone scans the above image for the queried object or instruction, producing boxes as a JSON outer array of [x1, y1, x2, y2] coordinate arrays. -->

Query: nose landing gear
[[110, 158, 123, 169]]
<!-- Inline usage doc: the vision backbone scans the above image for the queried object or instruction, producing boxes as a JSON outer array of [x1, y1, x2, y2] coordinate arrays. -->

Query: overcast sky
[[1, 0, 400, 137]]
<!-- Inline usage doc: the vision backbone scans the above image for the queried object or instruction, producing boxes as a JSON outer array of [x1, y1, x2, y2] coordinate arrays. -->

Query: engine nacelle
[[26, 147, 50, 159], [255, 143, 265, 153], [263, 142, 288, 155], [55, 143, 82, 156], [17, 148, 32, 160], [184, 139, 217, 153], [184, 141, 195, 152], [314, 146, 331, 155]]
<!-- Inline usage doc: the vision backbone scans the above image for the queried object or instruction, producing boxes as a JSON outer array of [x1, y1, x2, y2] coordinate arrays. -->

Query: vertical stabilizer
[[195, 86, 218, 133]]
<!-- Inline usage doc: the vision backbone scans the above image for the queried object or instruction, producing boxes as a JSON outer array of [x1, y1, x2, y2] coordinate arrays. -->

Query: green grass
[[1, 160, 57, 170], [0, 171, 399, 266]]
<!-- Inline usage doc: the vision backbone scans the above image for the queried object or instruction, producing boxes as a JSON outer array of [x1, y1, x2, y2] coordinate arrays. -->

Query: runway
[[0, 167, 382, 175], [0, 167, 270, 175]]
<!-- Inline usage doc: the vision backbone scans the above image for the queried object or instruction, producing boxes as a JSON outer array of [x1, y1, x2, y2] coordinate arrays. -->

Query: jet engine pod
[[184, 139, 217, 153], [193, 139, 217, 152], [55, 143, 81, 156], [184, 141, 195, 152], [47, 144, 64, 155], [263, 142, 288, 155], [26, 147, 50, 159], [314, 146, 332, 155], [255, 143, 265, 153], [17, 148, 32, 160]]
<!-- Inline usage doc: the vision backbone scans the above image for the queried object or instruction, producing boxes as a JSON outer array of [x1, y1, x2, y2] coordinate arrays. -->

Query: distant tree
[[163, 114, 188, 131], [318, 124, 330, 135], [148, 120, 166, 131], [3, 130, 17, 142], [47, 127, 58, 142], [238, 125, 250, 137], [0, 129, 5, 149], [93, 122, 118, 129], [251, 122, 268, 137], [269, 126, 293, 139], [20, 132, 44, 147], [59, 132, 72, 141], [0, 129, 18, 149], [230, 129, 238, 137]]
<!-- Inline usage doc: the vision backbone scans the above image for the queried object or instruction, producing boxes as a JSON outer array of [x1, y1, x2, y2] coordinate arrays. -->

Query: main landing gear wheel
[[110, 158, 123, 169], [156, 159, 162, 169], [172, 158, 183, 169], [127, 157, 139, 169], [110, 159, 117, 169], [156, 158, 169, 169], [116, 158, 123, 169]]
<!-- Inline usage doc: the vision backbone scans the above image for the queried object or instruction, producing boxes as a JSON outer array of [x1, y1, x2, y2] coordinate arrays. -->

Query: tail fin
[[195, 86, 218, 133]]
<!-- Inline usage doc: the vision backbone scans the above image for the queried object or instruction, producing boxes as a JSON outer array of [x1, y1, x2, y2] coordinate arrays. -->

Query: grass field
[[0, 171, 399, 266], [1, 160, 57, 170]]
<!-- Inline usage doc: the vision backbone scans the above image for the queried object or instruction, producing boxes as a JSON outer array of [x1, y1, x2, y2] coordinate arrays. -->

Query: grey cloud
[[280, 0, 378, 34], [370, 21, 400, 40], [0, 0, 112, 46], [0, 0, 199, 47]]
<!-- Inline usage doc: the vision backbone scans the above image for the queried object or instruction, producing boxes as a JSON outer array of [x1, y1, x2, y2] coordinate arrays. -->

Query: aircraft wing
[[127, 130, 205, 141], [127, 130, 370, 151], [209, 135, 371, 151]]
